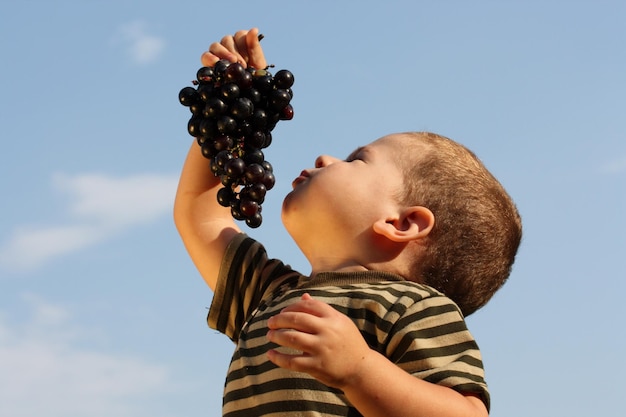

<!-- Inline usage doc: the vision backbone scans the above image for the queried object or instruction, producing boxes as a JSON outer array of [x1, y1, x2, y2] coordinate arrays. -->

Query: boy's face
[[281, 134, 409, 246]]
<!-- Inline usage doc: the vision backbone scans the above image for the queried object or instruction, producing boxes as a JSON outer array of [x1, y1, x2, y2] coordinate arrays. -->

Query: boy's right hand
[[201, 27, 267, 70], [175, 28, 267, 291]]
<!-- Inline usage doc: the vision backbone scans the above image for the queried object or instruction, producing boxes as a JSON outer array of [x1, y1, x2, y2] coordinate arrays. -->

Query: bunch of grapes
[[178, 59, 295, 228]]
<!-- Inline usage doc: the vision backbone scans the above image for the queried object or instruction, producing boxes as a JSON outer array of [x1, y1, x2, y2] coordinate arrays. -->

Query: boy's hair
[[398, 132, 522, 316]]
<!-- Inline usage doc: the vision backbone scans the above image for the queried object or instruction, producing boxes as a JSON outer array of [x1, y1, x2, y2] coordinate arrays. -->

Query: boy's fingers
[[218, 35, 245, 64], [245, 28, 267, 69], [221, 33, 247, 64], [200, 51, 219, 67], [200, 28, 266, 69], [267, 348, 318, 373], [201, 37, 242, 66], [233, 30, 250, 64], [267, 328, 317, 352], [267, 311, 319, 333], [279, 295, 331, 317]]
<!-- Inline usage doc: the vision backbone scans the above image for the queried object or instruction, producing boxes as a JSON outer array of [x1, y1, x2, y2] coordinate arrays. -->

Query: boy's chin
[[279, 198, 292, 226], [280, 190, 298, 213], [280, 199, 305, 234]]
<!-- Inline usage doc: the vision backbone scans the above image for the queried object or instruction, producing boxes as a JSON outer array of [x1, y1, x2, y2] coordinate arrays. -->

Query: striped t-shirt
[[208, 233, 490, 416]]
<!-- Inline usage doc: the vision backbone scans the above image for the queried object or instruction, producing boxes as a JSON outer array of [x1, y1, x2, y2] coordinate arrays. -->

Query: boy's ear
[[372, 206, 435, 243]]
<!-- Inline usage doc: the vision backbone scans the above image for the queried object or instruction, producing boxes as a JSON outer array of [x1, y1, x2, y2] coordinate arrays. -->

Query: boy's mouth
[[291, 170, 310, 188]]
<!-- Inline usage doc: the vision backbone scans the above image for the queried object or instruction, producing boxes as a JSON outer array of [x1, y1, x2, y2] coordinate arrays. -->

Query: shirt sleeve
[[386, 294, 491, 411], [207, 233, 297, 343]]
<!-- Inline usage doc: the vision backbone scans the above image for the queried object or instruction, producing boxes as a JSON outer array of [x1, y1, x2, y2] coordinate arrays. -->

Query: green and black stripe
[[209, 234, 490, 416]]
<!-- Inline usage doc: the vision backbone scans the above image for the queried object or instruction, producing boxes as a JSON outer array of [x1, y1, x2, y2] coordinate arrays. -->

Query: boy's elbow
[[173, 196, 193, 239], [172, 199, 184, 229]]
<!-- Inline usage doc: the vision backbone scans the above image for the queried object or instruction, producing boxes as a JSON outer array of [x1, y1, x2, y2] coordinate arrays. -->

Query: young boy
[[174, 28, 522, 417]]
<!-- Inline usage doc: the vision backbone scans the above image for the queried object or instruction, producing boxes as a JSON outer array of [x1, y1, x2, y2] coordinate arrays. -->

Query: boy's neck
[[308, 261, 369, 279]]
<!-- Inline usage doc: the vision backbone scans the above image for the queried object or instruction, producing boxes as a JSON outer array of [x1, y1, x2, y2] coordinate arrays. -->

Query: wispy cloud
[[113, 20, 165, 65], [601, 154, 626, 174], [0, 295, 171, 417], [0, 172, 178, 272]]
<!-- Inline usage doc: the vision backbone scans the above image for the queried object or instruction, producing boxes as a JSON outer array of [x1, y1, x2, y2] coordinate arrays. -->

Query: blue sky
[[1, 1, 625, 416]]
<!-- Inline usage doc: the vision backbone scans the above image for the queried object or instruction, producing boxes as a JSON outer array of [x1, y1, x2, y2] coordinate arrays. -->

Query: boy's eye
[[346, 153, 362, 162], [345, 146, 366, 162]]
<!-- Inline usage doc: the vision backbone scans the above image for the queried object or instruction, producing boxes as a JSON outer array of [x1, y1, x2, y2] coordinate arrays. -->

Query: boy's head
[[394, 132, 522, 316], [282, 131, 522, 316]]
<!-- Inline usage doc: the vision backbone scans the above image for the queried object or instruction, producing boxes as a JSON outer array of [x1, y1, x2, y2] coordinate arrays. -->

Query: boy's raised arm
[[174, 140, 240, 291], [173, 28, 267, 291]]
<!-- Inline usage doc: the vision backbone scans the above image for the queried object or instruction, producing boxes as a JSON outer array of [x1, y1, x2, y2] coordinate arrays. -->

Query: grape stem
[[189, 34, 268, 82], [256, 33, 273, 69]]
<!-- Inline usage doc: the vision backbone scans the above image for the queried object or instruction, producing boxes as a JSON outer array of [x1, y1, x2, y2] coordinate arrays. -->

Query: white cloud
[[0, 172, 178, 272], [0, 295, 172, 417], [53, 173, 177, 226], [114, 20, 165, 65], [601, 154, 626, 174]]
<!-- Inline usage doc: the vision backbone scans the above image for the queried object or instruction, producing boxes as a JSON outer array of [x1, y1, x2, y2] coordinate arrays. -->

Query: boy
[[174, 28, 522, 417]]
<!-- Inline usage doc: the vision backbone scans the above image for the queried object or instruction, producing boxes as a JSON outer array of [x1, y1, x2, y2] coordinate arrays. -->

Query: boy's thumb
[[246, 28, 267, 69]]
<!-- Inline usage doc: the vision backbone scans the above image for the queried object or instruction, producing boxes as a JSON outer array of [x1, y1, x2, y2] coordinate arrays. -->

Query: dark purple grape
[[247, 183, 267, 203], [262, 171, 276, 190], [197, 84, 216, 102], [225, 158, 246, 178], [267, 112, 280, 130], [210, 159, 220, 175], [248, 131, 266, 148], [251, 109, 268, 130], [240, 199, 259, 217], [225, 62, 246, 83], [269, 89, 291, 112], [220, 83, 240, 102], [217, 187, 235, 207], [189, 102, 203, 116], [213, 134, 234, 151], [215, 150, 234, 168], [274, 69, 295, 89], [221, 174, 235, 187], [201, 141, 217, 159], [179, 87, 199, 106], [261, 160, 273, 172], [187, 116, 202, 136], [199, 118, 218, 139], [203, 97, 228, 118], [230, 200, 245, 220], [245, 163, 265, 184], [252, 73, 273, 93], [244, 148, 264, 165], [245, 88, 262, 104], [196, 66, 215, 84], [263, 132, 273, 148], [245, 212, 263, 228], [196, 135, 207, 146], [230, 97, 254, 120], [213, 59, 230, 77], [217, 116, 237, 134], [280, 104, 294, 120], [238, 185, 251, 200], [238, 71, 253, 89]]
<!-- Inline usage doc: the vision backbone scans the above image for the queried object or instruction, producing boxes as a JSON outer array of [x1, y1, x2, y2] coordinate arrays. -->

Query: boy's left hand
[[266, 293, 372, 389]]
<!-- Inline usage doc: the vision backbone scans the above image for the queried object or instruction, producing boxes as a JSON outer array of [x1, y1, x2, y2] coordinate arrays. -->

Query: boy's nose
[[315, 155, 337, 168]]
